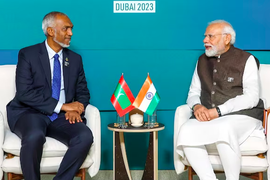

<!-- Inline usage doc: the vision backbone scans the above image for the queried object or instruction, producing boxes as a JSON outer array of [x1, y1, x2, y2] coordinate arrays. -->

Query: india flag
[[133, 74, 160, 115]]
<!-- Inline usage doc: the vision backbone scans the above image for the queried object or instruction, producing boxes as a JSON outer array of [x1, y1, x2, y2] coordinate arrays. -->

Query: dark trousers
[[13, 111, 93, 180]]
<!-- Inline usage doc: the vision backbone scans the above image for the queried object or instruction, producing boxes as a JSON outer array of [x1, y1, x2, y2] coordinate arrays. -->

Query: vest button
[[211, 91, 215, 94], [213, 82, 217, 86], [217, 59, 220, 62], [212, 104, 215, 107], [213, 69, 217, 73]]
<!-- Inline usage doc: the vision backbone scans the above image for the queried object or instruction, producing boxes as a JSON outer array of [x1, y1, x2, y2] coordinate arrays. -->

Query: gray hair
[[42, 11, 68, 36], [208, 20, 236, 45]]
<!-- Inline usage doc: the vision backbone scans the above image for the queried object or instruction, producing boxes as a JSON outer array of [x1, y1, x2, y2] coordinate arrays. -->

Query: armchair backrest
[[0, 65, 16, 130], [259, 64, 270, 108], [0, 64, 269, 129]]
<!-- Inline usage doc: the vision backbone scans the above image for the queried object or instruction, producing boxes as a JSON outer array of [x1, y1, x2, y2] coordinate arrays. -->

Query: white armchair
[[174, 64, 270, 180], [0, 65, 101, 180]]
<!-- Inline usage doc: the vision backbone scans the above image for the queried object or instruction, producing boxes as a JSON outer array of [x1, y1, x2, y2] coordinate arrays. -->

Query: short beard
[[53, 36, 70, 48], [205, 44, 218, 57]]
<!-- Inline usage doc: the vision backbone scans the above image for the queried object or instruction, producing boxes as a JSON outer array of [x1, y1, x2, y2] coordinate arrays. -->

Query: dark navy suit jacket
[[6, 42, 90, 131]]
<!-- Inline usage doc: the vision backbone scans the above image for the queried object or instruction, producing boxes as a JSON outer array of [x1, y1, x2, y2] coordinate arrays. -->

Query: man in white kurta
[[176, 20, 265, 180]]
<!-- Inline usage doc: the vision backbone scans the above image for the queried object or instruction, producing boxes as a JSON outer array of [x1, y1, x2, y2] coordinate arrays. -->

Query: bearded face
[[203, 23, 230, 57]]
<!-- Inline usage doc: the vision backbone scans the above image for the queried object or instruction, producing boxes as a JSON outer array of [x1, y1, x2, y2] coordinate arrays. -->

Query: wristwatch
[[216, 107, 222, 117]]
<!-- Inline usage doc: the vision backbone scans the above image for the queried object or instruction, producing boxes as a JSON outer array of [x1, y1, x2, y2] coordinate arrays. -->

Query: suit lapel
[[63, 49, 70, 94], [39, 42, 51, 86]]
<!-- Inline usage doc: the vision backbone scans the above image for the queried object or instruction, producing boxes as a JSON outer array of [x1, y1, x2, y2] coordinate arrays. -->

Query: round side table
[[108, 123, 165, 180]]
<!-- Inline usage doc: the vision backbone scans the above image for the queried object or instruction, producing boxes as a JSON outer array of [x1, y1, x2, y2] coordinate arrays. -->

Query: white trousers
[[183, 142, 240, 180]]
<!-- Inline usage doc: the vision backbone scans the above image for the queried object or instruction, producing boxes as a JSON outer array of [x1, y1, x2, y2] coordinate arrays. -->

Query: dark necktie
[[48, 54, 61, 121]]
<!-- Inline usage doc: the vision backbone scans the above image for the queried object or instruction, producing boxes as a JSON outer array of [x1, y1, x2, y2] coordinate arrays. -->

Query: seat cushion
[[182, 155, 268, 173], [2, 130, 94, 174], [2, 155, 93, 174], [205, 136, 268, 156], [2, 130, 68, 157]]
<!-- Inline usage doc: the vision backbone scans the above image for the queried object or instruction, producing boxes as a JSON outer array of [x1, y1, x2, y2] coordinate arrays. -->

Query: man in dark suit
[[6, 11, 93, 180]]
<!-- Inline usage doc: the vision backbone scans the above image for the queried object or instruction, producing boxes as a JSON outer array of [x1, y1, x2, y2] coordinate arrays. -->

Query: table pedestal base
[[113, 131, 158, 180], [142, 132, 158, 180]]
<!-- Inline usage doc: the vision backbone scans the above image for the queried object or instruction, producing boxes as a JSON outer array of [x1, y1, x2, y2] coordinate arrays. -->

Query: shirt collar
[[45, 40, 63, 60]]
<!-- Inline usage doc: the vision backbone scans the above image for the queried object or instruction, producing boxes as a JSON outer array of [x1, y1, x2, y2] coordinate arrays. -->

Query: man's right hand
[[193, 104, 211, 122], [61, 101, 84, 115], [65, 111, 83, 124]]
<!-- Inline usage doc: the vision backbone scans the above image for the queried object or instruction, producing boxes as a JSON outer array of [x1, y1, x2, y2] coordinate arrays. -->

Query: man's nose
[[203, 36, 208, 44], [67, 28, 73, 36]]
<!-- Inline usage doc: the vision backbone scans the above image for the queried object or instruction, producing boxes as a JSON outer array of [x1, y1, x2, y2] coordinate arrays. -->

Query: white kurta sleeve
[[218, 55, 260, 115], [186, 63, 202, 109]]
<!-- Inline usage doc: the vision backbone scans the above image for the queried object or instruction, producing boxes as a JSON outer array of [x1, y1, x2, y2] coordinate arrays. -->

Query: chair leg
[[75, 168, 86, 180], [6, 173, 23, 180], [188, 166, 193, 180], [258, 172, 263, 180], [81, 168, 86, 180], [7, 173, 12, 180]]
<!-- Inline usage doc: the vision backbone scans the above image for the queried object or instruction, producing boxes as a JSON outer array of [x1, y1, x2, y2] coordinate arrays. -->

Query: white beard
[[53, 36, 70, 48], [205, 44, 218, 57]]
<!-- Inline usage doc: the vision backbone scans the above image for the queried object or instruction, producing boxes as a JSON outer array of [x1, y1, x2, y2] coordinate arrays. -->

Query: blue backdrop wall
[[0, 0, 270, 170]]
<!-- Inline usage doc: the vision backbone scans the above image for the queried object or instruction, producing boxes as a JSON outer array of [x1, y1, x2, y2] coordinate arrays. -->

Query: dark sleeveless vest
[[197, 46, 264, 121]]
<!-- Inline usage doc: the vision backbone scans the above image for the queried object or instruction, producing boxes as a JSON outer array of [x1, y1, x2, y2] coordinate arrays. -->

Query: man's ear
[[47, 27, 54, 37], [225, 34, 231, 45]]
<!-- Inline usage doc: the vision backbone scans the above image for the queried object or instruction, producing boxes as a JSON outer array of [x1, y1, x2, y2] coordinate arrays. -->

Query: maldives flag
[[111, 74, 135, 117], [133, 74, 160, 115]]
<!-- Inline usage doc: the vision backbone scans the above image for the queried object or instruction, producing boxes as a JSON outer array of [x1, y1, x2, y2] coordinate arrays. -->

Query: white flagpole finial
[[122, 73, 123, 76], [148, 72, 149, 76]]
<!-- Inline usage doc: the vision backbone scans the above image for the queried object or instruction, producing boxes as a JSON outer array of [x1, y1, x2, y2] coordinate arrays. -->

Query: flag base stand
[[144, 122, 159, 128], [114, 122, 128, 128]]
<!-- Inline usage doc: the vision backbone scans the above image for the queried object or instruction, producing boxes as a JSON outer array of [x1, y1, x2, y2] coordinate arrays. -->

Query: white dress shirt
[[45, 40, 66, 113], [187, 55, 260, 115]]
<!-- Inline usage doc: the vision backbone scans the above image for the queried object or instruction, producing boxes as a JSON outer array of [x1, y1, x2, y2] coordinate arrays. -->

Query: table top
[[107, 123, 165, 133]]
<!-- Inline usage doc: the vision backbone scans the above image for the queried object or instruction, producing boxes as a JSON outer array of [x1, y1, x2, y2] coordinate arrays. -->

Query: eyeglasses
[[204, 33, 228, 40]]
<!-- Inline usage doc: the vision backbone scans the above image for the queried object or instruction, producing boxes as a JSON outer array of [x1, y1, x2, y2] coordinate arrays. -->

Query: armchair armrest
[[84, 104, 101, 177], [0, 111, 4, 179], [174, 104, 192, 174]]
